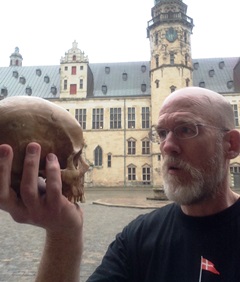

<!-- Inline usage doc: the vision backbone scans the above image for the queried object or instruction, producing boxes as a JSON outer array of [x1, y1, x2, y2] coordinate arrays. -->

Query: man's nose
[[160, 131, 181, 155]]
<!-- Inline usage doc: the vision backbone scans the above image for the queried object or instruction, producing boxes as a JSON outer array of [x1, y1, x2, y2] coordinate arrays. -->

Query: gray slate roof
[[89, 61, 150, 97], [0, 65, 60, 99], [0, 57, 239, 99], [192, 57, 239, 94]]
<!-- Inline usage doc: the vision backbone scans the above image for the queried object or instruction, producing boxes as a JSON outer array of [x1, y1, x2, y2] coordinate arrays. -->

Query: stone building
[[0, 0, 240, 189]]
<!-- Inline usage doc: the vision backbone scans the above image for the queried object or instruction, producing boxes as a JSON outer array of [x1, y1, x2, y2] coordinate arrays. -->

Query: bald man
[[0, 87, 240, 281]]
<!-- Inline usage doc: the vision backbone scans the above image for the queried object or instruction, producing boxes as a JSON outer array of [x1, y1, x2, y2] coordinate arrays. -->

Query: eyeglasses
[[155, 123, 229, 143]]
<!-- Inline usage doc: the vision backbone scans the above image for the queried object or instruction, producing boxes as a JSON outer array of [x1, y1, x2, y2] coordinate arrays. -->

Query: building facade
[[0, 0, 240, 189]]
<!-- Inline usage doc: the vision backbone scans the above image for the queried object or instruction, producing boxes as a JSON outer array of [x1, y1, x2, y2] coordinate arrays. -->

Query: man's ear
[[224, 130, 240, 159]]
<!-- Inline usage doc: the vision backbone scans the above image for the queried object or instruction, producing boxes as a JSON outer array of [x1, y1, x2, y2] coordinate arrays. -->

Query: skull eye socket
[[73, 149, 82, 169]]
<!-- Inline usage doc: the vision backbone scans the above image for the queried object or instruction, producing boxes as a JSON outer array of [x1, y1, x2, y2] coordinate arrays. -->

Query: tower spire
[[9, 47, 23, 67]]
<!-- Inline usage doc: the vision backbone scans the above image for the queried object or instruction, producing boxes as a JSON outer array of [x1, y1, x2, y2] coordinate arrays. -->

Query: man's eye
[[177, 125, 196, 137], [158, 129, 167, 138]]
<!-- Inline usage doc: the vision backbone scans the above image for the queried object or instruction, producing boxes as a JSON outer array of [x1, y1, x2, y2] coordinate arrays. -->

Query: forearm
[[35, 230, 83, 282]]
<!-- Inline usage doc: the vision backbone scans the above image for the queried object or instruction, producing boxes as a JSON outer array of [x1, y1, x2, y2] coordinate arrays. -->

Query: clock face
[[165, 27, 178, 42]]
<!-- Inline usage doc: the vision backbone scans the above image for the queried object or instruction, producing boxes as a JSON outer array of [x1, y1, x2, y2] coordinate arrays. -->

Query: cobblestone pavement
[[0, 188, 169, 282]]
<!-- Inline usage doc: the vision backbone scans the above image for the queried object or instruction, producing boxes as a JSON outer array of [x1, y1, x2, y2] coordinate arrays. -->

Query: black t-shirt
[[87, 200, 240, 281]]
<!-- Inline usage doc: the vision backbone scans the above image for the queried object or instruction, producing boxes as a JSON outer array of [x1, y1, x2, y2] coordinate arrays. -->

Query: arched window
[[94, 146, 102, 166]]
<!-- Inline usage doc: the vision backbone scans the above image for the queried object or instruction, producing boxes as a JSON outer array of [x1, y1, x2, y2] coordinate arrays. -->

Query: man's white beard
[[162, 141, 226, 205]]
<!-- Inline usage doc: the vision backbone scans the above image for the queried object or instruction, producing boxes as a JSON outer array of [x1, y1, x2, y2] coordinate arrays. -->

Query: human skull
[[0, 96, 89, 203]]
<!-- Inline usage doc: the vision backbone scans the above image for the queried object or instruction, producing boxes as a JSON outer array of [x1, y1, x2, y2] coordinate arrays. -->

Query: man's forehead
[[157, 112, 203, 126]]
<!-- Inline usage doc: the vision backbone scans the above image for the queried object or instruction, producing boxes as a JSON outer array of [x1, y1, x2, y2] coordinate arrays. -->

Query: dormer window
[[1, 87, 8, 97], [199, 81, 205, 88], [12, 71, 19, 78], [19, 76, 26, 84], [219, 61, 225, 69], [141, 65, 146, 73], [51, 86, 57, 95], [102, 85, 107, 94], [227, 80, 234, 89], [122, 72, 128, 81], [141, 83, 146, 93], [193, 62, 199, 70], [25, 86, 32, 96], [209, 69, 215, 77], [36, 69, 42, 76], [44, 75, 50, 83], [105, 67, 110, 74]]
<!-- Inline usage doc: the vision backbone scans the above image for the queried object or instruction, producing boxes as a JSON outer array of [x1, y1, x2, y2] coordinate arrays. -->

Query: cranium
[[0, 96, 89, 203]]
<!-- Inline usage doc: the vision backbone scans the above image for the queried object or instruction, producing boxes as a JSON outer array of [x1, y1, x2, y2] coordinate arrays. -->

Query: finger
[[45, 153, 62, 203], [0, 145, 14, 208], [20, 143, 41, 207]]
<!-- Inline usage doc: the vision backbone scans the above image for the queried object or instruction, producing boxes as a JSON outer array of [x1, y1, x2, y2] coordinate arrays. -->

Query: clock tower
[[147, 0, 194, 187]]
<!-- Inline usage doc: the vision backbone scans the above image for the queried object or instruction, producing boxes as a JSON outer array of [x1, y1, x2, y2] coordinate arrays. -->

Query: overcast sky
[[0, 0, 238, 67]]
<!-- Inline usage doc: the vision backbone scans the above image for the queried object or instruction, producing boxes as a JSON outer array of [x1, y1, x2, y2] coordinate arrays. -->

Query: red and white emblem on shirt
[[201, 257, 220, 275]]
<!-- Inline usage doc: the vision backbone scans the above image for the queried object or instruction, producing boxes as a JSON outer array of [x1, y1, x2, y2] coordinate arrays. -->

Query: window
[[73, 55, 76, 61], [142, 139, 150, 154], [155, 32, 158, 45], [94, 146, 102, 166], [170, 52, 175, 65], [141, 65, 146, 73], [80, 66, 84, 70], [155, 79, 159, 88], [19, 76, 26, 84], [156, 56, 159, 68], [107, 154, 112, 168], [51, 86, 57, 95], [141, 83, 147, 93], [128, 139, 136, 155], [219, 61, 225, 69], [186, 78, 190, 87], [1, 87, 8, 96], [193, 62, 199, 70], [92, 108, 104, 129], [128, 165, 136, 181], [199, 81, 205, 88], [209, 69, 215, 77], [64, 79, 67, 90], [72, 66, 76, 75], [105, 66, 110, 74], [102, 85, 107, 94], [142, 166, 151, 185], [12, 71, 18, 78], [230, 165, 240, 174], [227, 81, 234, 89], [36, 69, 42, 76], [110, 108, 121, 129], [75, 109, 86, 129], [128, 107, 135, 128], [232, 104, 239, 127], [158, 154, 161, 161], [184, 30, 187, 43], [80, 79, 83, 89], [185, 54, 188, 66], [122, 72, 128, 81], [25, 86, 32, 96], [65, 66, 68, 71], [44, 75, 50, 83], [70, 84, 77, 94], [142, 107, 149, 129]]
